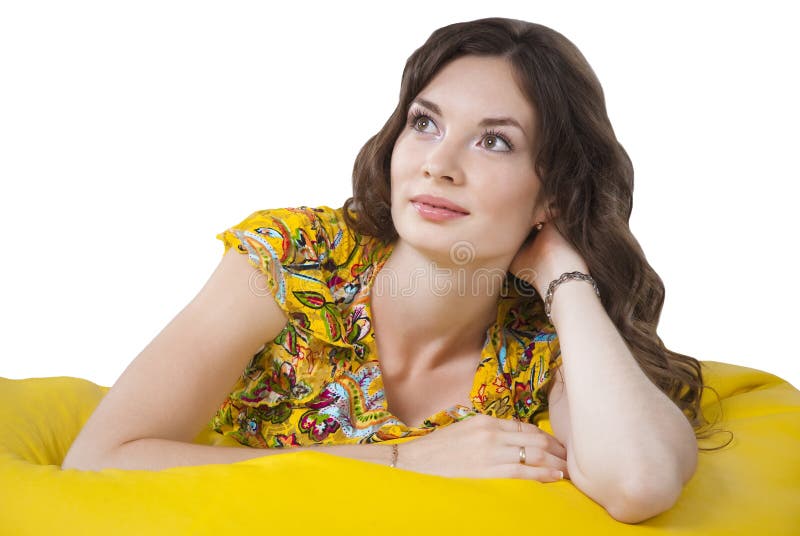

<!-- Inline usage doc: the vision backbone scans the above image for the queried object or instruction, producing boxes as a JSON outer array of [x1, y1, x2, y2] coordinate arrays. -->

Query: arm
[[62, 249, 397, 472], [545, 280, 698, 523], [70, 437, 398, 472]]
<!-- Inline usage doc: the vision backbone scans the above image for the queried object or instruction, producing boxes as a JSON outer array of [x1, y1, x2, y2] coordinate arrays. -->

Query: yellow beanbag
[[1, 361, 798, 535]]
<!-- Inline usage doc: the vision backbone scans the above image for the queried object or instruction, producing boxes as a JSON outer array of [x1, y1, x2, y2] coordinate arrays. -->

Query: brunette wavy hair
[[342, 17, 731, 451]]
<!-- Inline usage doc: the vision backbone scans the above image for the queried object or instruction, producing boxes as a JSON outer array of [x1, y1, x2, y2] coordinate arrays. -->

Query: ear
[[530, 197, 558, 226]]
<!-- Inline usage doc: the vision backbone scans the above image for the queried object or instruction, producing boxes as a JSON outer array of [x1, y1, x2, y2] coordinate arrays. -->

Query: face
[[389, 54, 546, 266]]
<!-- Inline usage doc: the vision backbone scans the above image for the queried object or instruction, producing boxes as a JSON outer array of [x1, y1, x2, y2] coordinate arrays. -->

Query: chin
[[397, 218, 470, 262]]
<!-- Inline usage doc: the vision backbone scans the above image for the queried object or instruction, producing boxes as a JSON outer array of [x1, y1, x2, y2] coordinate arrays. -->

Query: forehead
[[415, 55, 536, 133]]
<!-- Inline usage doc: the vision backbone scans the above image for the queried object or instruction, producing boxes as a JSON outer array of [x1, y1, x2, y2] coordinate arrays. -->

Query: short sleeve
[[530, 328, 560, 421], [215, 205, 344, 325], [505, 295, 561, 425], [524, 295, 562, 376], [548, 335, 562, 371], [539, 312, 562, 383]]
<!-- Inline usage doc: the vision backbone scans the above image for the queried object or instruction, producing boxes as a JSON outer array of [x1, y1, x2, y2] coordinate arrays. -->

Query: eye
[[408, 108, 437, 134], [407, 107, 515, 153], [480, 128, 514, 152]]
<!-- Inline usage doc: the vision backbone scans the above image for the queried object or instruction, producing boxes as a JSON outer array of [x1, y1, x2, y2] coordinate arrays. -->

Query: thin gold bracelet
[[389, 443, 399, 468]]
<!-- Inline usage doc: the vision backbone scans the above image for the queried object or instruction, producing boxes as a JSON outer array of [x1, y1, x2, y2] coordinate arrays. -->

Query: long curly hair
[[342, 17, 731, 451]]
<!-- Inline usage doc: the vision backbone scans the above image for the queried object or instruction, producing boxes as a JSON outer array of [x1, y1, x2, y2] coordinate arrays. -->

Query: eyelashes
[[406, 107, 515, 151]]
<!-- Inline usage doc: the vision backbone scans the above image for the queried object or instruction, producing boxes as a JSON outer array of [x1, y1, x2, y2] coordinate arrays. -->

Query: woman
[[62, 17, 728, 523]]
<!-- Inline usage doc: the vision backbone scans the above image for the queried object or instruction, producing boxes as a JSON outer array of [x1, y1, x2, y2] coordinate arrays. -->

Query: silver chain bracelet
[[544, 271, 600, 322]]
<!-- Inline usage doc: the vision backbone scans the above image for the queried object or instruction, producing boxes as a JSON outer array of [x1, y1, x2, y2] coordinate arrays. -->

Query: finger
[[499, 418, 567, 459], [539, 450, 569, 478], [486, 463, 565, 482], [501, 428, 567, 460], [499, 417, 532, 434], [537, 432, 567, 460], [505, 444, 568, 475], [502, 418, 561, 444]]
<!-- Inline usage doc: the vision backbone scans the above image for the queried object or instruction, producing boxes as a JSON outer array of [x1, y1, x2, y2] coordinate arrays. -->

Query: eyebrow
[[411, 97, 528, 138]]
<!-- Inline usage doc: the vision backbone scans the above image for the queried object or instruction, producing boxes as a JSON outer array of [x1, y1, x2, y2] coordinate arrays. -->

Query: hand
[[508, 215, 590, 297], [399, 413, 570, 481]]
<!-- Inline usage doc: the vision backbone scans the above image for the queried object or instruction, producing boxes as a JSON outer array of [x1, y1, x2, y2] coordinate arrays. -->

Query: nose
[[422, 134, 464, 184]]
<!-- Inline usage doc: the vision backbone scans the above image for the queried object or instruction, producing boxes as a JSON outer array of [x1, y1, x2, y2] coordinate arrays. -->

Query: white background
[[1, 1, 797, 390]]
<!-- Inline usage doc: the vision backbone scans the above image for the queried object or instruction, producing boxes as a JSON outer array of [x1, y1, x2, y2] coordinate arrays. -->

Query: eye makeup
[[406, 106, 516, 152]]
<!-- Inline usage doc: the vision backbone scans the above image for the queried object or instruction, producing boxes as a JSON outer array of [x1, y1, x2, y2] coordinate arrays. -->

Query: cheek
[[484, 176, 538, 212], [480, 181, 540, 234], [390, 138, 421, 197], [391, 137, 415, 175], [389, 142, 408, 209]]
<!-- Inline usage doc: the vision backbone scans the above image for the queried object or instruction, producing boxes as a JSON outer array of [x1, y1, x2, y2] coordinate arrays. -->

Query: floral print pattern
[[210, 205, 562, 448]]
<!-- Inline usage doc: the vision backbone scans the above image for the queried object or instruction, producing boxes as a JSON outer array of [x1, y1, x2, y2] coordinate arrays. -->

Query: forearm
[[62, 437, 398, 472], [550, 281, 696, 503]]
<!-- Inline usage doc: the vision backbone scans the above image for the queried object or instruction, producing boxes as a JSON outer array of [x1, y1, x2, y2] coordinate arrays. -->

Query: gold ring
[[519, 446, 526, 464]]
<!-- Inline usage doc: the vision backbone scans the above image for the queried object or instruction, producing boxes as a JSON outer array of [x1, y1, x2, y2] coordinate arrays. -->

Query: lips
[[409, 194, 469, 214]]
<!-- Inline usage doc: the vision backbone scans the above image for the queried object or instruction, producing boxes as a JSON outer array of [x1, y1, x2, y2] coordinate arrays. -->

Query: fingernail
[[557, 470, 564, 480]]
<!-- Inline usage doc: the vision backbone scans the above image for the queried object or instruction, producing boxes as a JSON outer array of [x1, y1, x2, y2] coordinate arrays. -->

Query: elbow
[[61, 449, 102, 471], [606, 475, 684, 524], [60, 460, 87, 471], [606, 436, 697, 524], [61, 441, 87, 470], [62, 452, 118, 472], [61, 454, 93, 471], [61, 436, 91, 470], [61, 441, 119, 472]]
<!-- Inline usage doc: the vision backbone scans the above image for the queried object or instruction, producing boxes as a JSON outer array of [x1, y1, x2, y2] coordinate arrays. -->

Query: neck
[[369, 238, 509, 379]]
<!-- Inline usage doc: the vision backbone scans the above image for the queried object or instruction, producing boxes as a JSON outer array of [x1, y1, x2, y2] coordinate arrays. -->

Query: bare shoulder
[[62, 248, 289, 469]]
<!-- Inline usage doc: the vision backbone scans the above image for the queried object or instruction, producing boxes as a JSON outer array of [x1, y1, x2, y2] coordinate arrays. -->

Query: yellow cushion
[[1, 361, 798, 534]]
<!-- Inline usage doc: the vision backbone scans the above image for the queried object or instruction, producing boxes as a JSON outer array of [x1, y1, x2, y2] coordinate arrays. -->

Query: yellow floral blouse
[[209, 205, 563, 448]]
